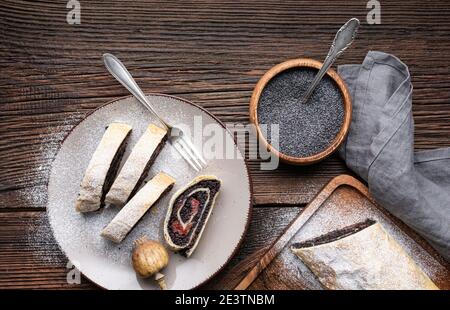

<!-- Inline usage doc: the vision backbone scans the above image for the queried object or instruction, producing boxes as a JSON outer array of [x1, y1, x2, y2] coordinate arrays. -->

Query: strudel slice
[[105, 124, 167, 207], [101, 172, 175, 243], [75, 123, 131, 213], [291, 220, 438, 290], [164, 175, 221, 257]]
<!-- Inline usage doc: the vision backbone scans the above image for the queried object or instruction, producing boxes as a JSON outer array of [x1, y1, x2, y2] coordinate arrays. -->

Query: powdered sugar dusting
[[276, 248, 322, 290], [21, 113, 84, 208], [25, 113, 84, 263], [26, 214, 66, 265], [19, 185, 48, 208]]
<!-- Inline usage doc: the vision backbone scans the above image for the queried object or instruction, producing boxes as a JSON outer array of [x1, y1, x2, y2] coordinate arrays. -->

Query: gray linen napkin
[[338, 51, 450, 261]]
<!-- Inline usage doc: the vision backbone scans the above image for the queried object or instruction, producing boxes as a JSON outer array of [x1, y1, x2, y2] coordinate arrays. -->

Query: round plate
[[47, 94, 252, 290]]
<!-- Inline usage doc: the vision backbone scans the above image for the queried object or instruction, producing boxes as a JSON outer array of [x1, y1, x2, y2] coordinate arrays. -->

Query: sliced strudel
[[163, 175, 221, 257], [105, 124, 167, 207], [75, 123, 131, 213], [291, 220, 438, 290], [101, 172, 175, 243]]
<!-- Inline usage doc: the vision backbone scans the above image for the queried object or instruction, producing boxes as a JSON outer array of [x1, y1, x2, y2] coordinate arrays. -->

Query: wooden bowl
[[249, 58, 352, 165]]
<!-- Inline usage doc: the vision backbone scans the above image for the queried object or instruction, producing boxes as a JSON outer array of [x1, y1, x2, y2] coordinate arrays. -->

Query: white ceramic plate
[[47, 94, 252, 290]]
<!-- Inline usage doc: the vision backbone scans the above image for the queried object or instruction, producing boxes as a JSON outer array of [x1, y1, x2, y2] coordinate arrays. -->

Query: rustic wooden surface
[[0, 0, 449, 289]]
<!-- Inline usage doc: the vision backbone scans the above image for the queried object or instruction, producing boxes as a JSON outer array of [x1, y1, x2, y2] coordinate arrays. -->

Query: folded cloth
[[338, 51, 450, 261]]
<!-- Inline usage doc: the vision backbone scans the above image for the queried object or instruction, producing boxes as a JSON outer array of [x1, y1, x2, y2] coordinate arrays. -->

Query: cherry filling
[[170, 197, 200, 236], [167, 180, 220, 251]]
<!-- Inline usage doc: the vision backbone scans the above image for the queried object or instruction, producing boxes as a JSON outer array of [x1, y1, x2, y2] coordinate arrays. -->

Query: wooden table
[[1, 0, 449, 289]]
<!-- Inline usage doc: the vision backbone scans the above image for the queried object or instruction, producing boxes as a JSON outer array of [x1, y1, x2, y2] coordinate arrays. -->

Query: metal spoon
[[301, 18, 360, 104]]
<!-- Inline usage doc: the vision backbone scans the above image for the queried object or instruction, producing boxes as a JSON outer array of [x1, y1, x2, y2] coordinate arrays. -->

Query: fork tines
[[171, 136, 207, 172]]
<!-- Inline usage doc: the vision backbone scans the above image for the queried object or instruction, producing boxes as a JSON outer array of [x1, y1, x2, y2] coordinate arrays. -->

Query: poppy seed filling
[[167, 180, 220, 255]]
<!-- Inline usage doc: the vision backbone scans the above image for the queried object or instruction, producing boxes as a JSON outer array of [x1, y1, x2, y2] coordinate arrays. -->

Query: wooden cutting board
[[235, 175, 450, 290]]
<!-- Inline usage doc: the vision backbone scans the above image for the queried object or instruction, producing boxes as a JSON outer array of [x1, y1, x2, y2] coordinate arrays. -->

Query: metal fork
[[103, 53, 207, 171]]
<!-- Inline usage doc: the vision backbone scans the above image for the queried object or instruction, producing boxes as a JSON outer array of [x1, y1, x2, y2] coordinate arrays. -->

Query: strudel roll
[[101, 172, 175, 243], [105, 124, 167, 207], [164, 175, 221, 257], [291, 220, 438, 290], [75, 122, 131, 213]]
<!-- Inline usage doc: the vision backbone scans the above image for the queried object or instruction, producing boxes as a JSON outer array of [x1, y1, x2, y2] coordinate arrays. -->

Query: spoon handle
[[301, 18, 360, 104]]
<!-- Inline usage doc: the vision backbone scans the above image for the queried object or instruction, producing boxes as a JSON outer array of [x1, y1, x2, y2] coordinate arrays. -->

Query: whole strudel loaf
[[164, 175, 221, 257], [291, 220, 438, 290]]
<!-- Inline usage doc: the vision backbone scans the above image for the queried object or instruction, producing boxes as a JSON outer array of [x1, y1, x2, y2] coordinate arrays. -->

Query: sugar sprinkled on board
[[21, 112, 85, 205], [23, 113, 85, 263], [26, 214, 67, 265]]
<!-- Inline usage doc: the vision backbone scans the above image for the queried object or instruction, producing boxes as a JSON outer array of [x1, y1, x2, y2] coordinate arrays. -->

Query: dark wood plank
[[0, 210, 96, 289], [1, 0, 450, 208], [0, 207, 300, 289]]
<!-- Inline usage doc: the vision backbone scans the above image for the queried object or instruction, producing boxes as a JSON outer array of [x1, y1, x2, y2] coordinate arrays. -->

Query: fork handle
[[103, 53, 170, 131]]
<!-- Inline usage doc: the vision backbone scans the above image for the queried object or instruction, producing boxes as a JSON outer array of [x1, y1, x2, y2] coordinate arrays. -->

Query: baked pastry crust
[[163, 175, 221, 257], [75, 123, 131, 213], [101, 172, 175, 243], [291, 221, 438, 290], [105, 124, 167, 207]]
